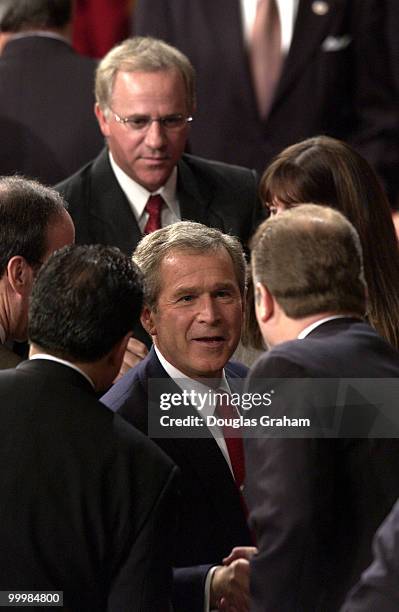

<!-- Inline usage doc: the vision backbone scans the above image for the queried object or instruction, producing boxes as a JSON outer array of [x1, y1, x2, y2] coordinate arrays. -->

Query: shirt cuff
[[204, 565, 219, 612]]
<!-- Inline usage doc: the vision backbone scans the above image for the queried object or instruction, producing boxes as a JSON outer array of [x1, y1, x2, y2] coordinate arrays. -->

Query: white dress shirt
[[109, 152, 181, 232], [240, 0, 299, 52], [297, 315, 353, 339]]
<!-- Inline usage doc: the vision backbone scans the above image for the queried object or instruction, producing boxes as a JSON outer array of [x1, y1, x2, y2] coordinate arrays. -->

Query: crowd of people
[[1, 0, 399, 611]]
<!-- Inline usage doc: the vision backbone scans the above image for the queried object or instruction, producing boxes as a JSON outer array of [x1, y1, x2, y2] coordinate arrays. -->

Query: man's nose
[[144, 119, 167, 149], [196, 296, 221, 324]]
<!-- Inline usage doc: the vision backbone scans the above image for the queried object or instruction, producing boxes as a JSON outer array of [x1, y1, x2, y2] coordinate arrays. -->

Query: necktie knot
[[144, 194, 164, 234]]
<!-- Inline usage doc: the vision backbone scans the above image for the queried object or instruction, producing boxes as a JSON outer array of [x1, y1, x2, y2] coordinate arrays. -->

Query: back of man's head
[[0, 176, 68, 277], [28, 244, 144, 363], [251, 203, 366, 318], [0, 0, 71, 33]]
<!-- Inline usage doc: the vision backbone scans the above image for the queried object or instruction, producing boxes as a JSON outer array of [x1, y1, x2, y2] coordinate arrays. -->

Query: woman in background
[[245, 135, 399, 350]]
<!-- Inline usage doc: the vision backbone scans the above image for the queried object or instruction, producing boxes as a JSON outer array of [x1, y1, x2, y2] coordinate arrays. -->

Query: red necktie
[[250, 0, 282, 119], [216, 392, 245, 488], [144, 194, 164, 234]]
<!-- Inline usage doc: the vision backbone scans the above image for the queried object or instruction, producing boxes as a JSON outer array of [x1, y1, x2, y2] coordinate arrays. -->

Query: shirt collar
[[109, 152, 178, 221], [8, 31, 71, 45], [154, 345, 230, 417], [297, 315, 353, 339], [30, 353, 95, 388]]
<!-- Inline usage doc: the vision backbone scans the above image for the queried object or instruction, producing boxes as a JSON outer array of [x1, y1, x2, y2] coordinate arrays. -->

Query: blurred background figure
[[72, 0, 135, 58], [134, 0, 399, 205], [243, 136, 399, 355], [0, 0, 103, 184]]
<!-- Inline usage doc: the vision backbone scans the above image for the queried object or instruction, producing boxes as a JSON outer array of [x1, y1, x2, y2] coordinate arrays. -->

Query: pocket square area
[[321, 34, 352, 52]]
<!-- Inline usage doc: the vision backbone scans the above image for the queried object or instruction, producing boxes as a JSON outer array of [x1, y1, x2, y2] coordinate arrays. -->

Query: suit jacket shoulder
[[0, 360, 178, 611]]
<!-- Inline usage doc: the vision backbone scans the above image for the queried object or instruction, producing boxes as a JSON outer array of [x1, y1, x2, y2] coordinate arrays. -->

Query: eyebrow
[[173, 282, 239, 296]]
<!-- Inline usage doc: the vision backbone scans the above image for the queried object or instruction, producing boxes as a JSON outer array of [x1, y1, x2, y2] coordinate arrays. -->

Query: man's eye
[[215, 290, 230, 298], [162, 115, 184, 128], [128, 116, 149, 128], [179, 295, 194, 303]]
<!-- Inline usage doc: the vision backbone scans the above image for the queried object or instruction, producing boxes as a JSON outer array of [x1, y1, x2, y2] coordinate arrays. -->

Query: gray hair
[[133, 221, 246, 308], [95, 36, 196, 114]]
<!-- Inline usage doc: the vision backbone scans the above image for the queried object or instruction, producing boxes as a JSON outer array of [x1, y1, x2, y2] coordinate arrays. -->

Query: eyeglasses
[[111, 111, 193, 131]]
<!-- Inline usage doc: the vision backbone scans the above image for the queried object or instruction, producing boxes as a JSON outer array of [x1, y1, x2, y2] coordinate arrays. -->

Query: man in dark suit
[[0, 0, 103, 184], [0, 176, 75, 369], [56, 36, 263, 257], [102, 222, 255, 612], [341, 498, 399, 611], [0, 243, 179, 611], [134, 0, 399, 202], [244, 204, 399, 611]]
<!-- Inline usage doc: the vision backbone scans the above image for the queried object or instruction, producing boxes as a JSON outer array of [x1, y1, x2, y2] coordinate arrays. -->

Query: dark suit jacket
[[56, 147, 263, 255], [134, 0, 399, 200], [0, 359, 179, 611], [101, 348, 252, 612], [0, 36, 103, 184], [341, 498, 399, 612], [244, 319, 399, 612]]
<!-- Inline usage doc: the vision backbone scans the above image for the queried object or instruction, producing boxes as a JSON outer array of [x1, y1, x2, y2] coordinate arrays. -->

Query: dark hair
[[29, 244, 144, 362], [259, 136, 399, 349], [0, 0, 71, 32], [0, 176, 67, 277]]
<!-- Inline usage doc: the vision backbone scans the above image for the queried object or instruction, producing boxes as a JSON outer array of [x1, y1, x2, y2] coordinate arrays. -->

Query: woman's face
[[266, 198, 292, 217]]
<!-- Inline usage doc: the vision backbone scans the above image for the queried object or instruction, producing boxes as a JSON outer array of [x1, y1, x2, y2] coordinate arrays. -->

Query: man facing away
[[0, 244, 179, 611], [102, 221, 256, 612], [0, 176, 74, 369], [0, 0, 103, 183], [244, 204, 399, 611]]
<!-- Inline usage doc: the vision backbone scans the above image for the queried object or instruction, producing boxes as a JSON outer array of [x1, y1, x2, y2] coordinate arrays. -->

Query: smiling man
[[102, 222, 255, 612], [56, 36, 262, 258]]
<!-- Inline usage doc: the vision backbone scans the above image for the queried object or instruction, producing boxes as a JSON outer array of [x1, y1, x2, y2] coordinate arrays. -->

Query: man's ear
[[108, 332, 131, 370], [6, 256, 34, 297], [94, 102, 111, 137], [141, 305, 157, 337], [255, 282, 274, 322]]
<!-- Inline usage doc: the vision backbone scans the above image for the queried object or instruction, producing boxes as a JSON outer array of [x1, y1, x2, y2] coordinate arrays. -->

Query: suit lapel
[[177, 157, 211, 226], [90, 150, 142, 254], [271, 0, 336, 112]]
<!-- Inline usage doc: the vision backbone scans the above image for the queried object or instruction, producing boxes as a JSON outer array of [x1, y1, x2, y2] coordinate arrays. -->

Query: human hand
[[210, 559, 250, 612], [223, 546, 258, 565], [114, 337, 148, 382]]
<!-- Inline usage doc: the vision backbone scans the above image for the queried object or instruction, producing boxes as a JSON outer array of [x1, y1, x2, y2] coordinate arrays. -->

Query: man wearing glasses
[[56, 36, 263, 259]]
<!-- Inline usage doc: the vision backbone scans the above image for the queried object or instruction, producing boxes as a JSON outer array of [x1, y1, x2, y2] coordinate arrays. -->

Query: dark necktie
[[216, 391, 245, 488], [144, 194, 164, 234], [250, 0, 282, 119]]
